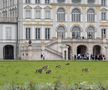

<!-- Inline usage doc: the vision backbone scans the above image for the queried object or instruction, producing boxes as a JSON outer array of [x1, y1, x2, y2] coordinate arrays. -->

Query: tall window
[[25, 0, 30, 3], [35, 28, 40, 40], [57, 26, 65, 39], [45, 28, 50, 40], [5, 27, 12, 39], [101, 11, 106, 20], [35, 9, 41, 19], [10, 0, 14, 6], [72, 8, 81, 22], [87, 26, 95, 39], [101, 0, 106, 6], [25, 9, 31, 19], [101, 29, 106, 38], [88, 0, 95, 4], [57, 8, 65, 22], [72, 0, 81, 3], [72, 26, 81, 39], [45, 9, 51, 19], [3, 0, 7, 8], [45, 0, 50, 4], [2, 11, 7, 18], [87, 9, 95, 22], [35, 0, 40, 4], [57, 0, 65, 3], [26, 28, 31, 40]]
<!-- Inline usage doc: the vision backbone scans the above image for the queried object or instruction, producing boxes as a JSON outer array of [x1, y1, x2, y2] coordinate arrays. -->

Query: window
[[57, 8, 65, 22], [35, 9, 41, 19], [2, 11, 7, 18], [57, 26, 65, 39], [72, 26, 81, 39], [72, 8, 81, 22], [25, 9, 31, 19], [45, 0, 50, 4], [26, 28, 31, 40], [87, 26, 95, 39], [101, 29, 106, 38], [101, 0, 106, 6], [57, 0, 65, 3], [88, 0, 95, 4], [45, 28, 50, 40], [101, 12, 106, 20], [87, 9, 95, 22], [35, 0, 40, 4], [3, 0, 7, 8], [35, 28, 40, 40], [25, 0, 30, 3], [5, 27, 12, 39], [10, 0, 14, 6], [45, 9, 51, 19], [72, 0, 81, 3]]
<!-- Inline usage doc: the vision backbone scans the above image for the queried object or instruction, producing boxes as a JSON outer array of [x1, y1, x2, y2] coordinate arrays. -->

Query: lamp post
[[28, 39, 32, 60], [41, 39, 45, 60], [22, 41, 28, 60]]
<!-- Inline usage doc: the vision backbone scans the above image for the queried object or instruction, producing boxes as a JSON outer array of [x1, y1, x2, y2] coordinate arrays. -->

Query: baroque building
[[0, 0, 108, 60]]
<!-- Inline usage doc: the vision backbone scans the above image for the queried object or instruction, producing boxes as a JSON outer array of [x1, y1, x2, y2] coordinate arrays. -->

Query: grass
[[0, 60, 108, 86]]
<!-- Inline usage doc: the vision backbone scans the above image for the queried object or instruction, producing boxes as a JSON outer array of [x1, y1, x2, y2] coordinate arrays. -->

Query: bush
[[2, 81, 107, 90]]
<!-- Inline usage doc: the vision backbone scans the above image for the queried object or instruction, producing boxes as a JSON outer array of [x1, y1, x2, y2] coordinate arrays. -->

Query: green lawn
[[0, 60, 108, 86]]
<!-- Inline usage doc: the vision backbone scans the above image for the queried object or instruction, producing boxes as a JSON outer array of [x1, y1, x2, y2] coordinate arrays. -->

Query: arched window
[[57, 8, 65, 22], [72, 8, 81, 22], [72, 0, 81, 3], [57, 0, 65, 3], [57, 26, 65, 39], [72, 26, 81, 39], [87, 26, 95, 39], [101, 0, 106, 6], [101, 11, 106, 20], [87, 9, 95, 22], [101, 9, 107, 20]]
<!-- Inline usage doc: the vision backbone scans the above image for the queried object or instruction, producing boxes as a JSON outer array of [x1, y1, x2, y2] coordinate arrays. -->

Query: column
[[87, 46, 92, 60], [41, 26, 45, 39]]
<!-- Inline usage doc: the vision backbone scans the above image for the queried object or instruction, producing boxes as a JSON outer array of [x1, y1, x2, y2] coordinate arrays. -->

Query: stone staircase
[[45, 47, 62, 57], [45, 39, 58, 46], [45, 39, 62, 58]]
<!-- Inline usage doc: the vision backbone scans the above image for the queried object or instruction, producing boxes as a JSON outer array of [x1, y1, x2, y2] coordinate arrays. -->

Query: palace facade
[[0, 0, 108, 60]]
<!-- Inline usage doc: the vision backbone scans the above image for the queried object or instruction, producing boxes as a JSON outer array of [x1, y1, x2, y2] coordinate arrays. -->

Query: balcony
[[0, 17, 17, 24]]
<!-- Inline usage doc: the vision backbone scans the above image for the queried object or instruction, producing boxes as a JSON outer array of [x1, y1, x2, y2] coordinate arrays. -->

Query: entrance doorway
[[3, 45, 14, 59], [93, 45, 101, 56], [77, 45, 87, 55]]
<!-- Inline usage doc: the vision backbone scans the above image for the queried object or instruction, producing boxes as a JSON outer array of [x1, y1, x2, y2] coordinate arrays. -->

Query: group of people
[[40, 52, 106, 60], [72, 53, 106, 60]]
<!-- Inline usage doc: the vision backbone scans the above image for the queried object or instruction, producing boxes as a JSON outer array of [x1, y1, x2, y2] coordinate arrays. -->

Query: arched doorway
[[93, 45, 101, 56], [3, 45, 14, 59], [77, 45, 87, 55]]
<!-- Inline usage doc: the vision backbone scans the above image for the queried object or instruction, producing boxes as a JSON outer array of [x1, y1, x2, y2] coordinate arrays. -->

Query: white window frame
[[45, 9, 51, 19], [26, 28, 31, 40], [101, 11, 107, 20], [45, 28, 50, 40], [35, 28, 41, 40], [25, 9, 31, 19]]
